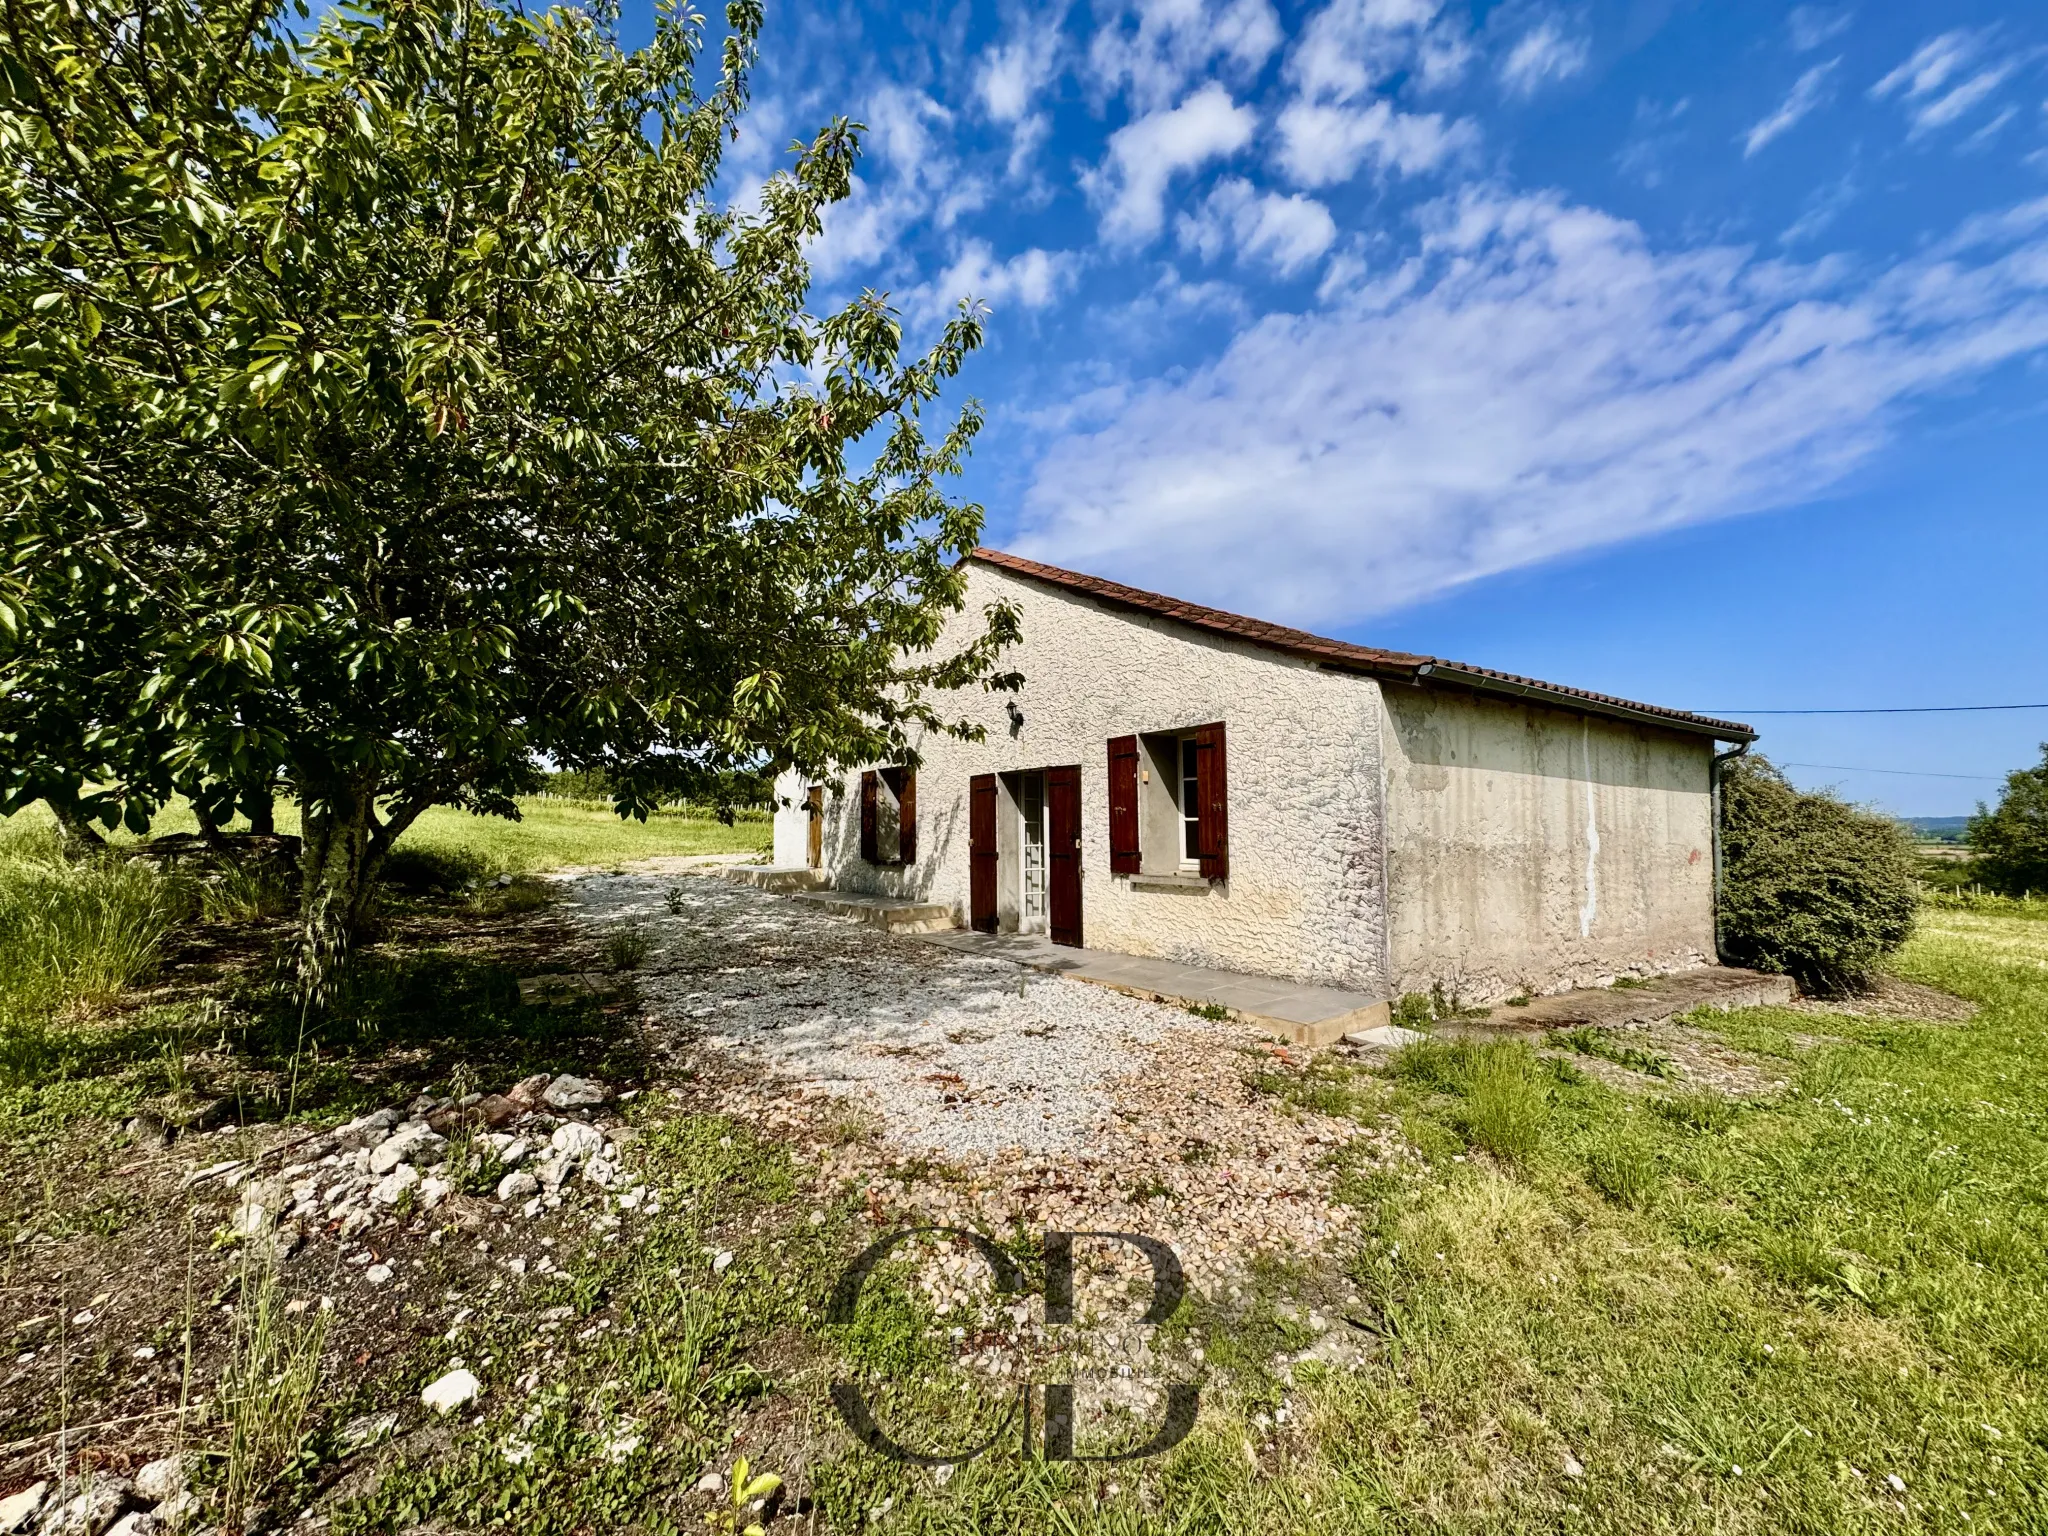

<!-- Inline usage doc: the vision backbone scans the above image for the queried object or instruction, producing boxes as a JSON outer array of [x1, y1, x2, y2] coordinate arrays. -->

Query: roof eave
[[1413, 663, 1757, 743]]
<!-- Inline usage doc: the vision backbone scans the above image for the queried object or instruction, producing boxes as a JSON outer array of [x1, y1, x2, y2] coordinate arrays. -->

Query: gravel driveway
[[565, 872, 1193, 1160], [564, 872, 1401, 1289]]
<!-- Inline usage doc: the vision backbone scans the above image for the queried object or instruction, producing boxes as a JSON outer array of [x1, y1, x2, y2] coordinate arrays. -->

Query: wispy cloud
[[1273, 0, 1477, 186], [1086, 0, 1281, 111], [1788, 6, 1852, 53], [908, 241, 1079, 326], [1500, 21, 1591, 98], [1082, 83, 1258, 246], [1178, 179, 1338, 275], [974, 5, 1069, 176], [1871, 31, 2019, 138], [1744, 59, 1839, 156], [1014, 190, 2048, 625]]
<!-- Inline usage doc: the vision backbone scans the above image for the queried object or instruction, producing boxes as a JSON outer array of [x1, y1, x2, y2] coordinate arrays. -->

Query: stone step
[[792, 890, 955, 934], [722, 866, 832, 894]]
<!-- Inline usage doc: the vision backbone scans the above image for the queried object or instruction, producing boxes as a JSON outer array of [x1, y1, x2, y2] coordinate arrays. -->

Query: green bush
[[1718, 755, 1918, 995], [1966, 744, 2048, 898]]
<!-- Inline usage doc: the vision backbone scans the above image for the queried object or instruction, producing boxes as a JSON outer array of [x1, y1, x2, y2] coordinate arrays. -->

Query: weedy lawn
[[1, 805, 2043, 1534]]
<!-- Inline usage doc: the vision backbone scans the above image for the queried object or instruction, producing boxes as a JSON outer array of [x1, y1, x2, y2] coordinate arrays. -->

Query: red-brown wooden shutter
[[1193, 722, 1228, 879], [897, 770, 916, 865], [969, 774, 998, 931], [859, 770, 879, 864], [1107, 735, 1140, 874]]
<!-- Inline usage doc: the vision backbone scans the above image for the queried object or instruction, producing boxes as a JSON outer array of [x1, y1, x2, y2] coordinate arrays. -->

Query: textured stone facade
[[774, 558, 1724, 1002]]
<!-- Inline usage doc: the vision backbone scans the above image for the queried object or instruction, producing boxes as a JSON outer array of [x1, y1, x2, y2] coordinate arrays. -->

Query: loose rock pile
[[0, 1455, 198, 1536], [189, 1070, 655, 1263]]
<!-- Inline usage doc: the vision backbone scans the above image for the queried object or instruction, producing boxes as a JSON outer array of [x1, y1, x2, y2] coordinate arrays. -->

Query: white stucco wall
[[1379, 687, 1717, 1003], [774, 563, 1394, 994]]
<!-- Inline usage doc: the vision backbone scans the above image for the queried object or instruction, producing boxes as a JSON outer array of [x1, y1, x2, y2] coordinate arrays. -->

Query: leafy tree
[[1966, 745, 2048, 896], [1718, 755, 1918, 995], [0, 0, 1017, 992]]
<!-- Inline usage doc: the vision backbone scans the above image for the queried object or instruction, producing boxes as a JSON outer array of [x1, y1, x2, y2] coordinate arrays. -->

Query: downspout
[[1709, 739, 1750, 964]]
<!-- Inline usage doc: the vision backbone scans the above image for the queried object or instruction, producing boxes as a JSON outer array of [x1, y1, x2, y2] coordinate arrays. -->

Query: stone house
[[772, 548, 1755, 1005]]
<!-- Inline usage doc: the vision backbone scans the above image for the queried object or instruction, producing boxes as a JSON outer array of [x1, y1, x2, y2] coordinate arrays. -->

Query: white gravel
[[564, 873, 1200, 1159]]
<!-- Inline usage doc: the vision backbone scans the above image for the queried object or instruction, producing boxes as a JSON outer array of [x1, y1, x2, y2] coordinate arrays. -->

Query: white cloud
[[978, 27, 1060, 123], [1083, 84, 1258, 246], [1909, 64, 2018, 137], [975, 7, 1068, 177], [916, 241, 1078, 321], [1178, 179, 1339, 275], [1288, 0, 1465, 101], [1500, 22, 1591, 98], [808, 88, 986, 281], [1872, 32, 1979, 104], [1869, 31, 2019, 136], [1275, 0, 1478, 187], [1013, 188, 2048, 625], [1087, 0, 1281, 111], [1277, 99, 1475, 185], [1744, 59, 1839, 156], [1788, 6, 1852, 52]]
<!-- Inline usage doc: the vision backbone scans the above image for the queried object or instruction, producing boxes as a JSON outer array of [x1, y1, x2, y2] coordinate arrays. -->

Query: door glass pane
[[1021, 773, 1047, 925]]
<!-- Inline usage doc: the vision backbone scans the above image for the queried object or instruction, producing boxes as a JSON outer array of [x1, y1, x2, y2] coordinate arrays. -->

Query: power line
[[1705, 703, 2048, 715], [1781, 761, 2002, 781]]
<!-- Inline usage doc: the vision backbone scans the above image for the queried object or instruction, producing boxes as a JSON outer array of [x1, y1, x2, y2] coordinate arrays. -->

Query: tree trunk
[[292, 778, 433, 1003], [294, 779, 381, 1004], [45, 789, 107, 856], [245, 790, 276, 837], [192, 798, 233, 855]]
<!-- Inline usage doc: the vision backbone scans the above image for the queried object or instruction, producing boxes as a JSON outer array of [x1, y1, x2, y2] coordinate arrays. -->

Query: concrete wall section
[[1379, 686, 1717, 1003], [806, 564, 1395, 995]]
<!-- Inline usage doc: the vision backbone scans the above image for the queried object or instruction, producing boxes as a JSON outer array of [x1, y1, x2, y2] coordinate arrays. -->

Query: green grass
[[48, 794, 772, 874], [9, 784, 2048, 1534]]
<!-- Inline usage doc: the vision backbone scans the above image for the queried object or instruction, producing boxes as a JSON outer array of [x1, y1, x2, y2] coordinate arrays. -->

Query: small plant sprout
[[605, 921, 652, 971], [665, 885, 688, 915], [706, 1456, 781, 1536]]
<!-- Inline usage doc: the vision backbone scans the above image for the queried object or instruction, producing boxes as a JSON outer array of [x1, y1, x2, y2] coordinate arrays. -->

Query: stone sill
[[1129, 872, 1213, 892]]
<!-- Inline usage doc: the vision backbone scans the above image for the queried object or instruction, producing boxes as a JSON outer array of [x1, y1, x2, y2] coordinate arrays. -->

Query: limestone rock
[[541, 1074, 610, 1109], [369, 1123, 446, 1175], [370, 1164, 422, 1205], [550, 1121, 605, 1161], [40, 1475, 134, 1536], [422, 1367, 482, 1415], [0, 1482, 47, 1534], [496, 1171, 539, 1202], [133, 1456, 190, 1505]]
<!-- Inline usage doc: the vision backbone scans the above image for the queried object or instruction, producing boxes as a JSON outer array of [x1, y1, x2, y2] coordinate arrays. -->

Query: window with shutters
[[1117, 722, 1227, 881], [858, 766, 917, 865]]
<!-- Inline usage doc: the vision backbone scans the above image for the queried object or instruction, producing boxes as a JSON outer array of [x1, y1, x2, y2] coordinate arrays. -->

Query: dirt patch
[[1783, 973, 1978, 1023]]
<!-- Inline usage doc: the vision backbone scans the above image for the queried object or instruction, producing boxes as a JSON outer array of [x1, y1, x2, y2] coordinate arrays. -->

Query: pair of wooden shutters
[[1106, 723, 1227, 879], [858, 768, 916, 865]]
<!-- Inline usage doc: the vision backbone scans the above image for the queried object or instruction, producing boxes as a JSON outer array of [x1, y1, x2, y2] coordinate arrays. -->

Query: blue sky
[[663, 1, 2048, 815]]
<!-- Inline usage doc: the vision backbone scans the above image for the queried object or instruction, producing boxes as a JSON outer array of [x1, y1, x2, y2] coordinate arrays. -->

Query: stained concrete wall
[[774, 562, 1394, 994], [1379, 686, 1717, 1003]]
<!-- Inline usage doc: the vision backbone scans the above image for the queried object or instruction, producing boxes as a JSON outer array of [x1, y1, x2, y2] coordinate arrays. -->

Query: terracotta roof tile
[[969, 547, 1754, 742]]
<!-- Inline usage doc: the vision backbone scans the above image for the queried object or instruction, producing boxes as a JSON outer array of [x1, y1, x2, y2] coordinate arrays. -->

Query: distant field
[[2, 795, 769, 874]]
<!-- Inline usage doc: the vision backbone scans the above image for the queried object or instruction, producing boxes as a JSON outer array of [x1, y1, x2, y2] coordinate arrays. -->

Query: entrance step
[[722, 866, 831, 894], [793, 890, 955, 934], [917, 929, 1388, 1048]]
